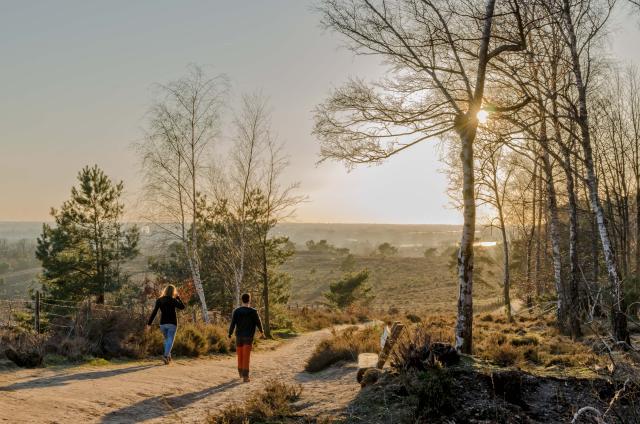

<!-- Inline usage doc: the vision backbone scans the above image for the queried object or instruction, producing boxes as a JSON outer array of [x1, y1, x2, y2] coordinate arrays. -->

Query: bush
[[167, 323, 234, 357], [510, 336, 539, 347], [207, 379, 302, 424], [391, 326, 459, 372], [38, 306, 233, 362], [291, 307, 366, 332], [484, 343, 520, 367], [305, 326, 380, 372], [523, 347, 541, 364], [324, 270, 373, 309], [206, 325, 231, 354], [414, 368, 454, 417], [173, 326, 208, 357], [1, 330, 44, 368]]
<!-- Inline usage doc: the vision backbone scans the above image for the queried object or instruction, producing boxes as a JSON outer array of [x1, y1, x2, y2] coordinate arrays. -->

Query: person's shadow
[[100, 380, 242, 423], [0, 365, 154, 392]]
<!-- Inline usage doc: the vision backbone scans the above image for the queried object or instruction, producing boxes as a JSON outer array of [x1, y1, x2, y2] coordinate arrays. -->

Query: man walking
[[228, 293, 264, 382]]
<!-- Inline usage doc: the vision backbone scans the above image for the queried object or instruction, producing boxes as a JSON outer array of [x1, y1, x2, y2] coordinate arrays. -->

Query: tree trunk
[[525, 160, 538, 294], [499, 212, 512, 322], [455, 126, 476, 354], [185, 244, 209, 323], [261, 242, 272, 338], [564, 148, 582, 338], [636, 184, 640, 274], [540, 121, 567, 332], [535, 173, 544, 297], [561, 0, 628, 344], [454, 0, 497, 354]]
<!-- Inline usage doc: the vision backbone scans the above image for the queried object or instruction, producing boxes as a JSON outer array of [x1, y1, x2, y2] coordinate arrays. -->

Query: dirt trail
[[0, 328, 359, 423]]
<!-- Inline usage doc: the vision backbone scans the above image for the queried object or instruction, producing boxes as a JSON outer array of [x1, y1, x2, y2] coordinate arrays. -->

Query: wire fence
[[0, 293, 231, 335], [0, 298, 34, 329]]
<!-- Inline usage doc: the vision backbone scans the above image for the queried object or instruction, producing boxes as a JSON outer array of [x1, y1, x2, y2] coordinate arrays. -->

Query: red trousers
[[236, 337, 253, 378]]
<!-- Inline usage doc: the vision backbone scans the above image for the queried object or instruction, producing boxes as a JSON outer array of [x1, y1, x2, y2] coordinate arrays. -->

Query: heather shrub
[[173, 325, 208, 357], [305, 325, 380, 372], [207, 379, 302, 424]]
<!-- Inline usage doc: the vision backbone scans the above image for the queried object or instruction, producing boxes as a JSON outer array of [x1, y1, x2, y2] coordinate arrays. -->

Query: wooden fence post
[[376, 321, 404, 369], [34, 291, 40, 334]]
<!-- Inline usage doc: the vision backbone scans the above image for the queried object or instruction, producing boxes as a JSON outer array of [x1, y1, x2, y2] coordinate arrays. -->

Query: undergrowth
[[207, 379, 302, 424], [305, 325, 380, 372]]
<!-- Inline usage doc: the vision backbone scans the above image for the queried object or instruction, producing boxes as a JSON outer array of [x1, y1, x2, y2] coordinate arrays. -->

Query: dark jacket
[[228, 306, 263, 339], [147, 296, 186, 326]]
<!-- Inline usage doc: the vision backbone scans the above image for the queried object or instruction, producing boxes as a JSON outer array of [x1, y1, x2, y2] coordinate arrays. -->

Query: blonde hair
[[161, 284, 177, 298]]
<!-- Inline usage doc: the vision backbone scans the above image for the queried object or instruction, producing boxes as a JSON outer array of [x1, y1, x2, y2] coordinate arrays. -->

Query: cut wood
[[357, 321, 404, 383]]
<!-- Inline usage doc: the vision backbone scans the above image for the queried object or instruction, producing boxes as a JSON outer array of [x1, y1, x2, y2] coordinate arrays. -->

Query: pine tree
[[36, 165, 139, 303]]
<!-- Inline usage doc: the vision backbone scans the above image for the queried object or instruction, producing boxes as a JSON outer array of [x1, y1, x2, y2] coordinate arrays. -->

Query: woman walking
[[147, 284, 185, 364]]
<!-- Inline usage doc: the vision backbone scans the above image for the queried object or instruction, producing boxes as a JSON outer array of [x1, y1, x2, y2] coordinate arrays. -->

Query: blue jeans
[[159, 324, 177, 358]]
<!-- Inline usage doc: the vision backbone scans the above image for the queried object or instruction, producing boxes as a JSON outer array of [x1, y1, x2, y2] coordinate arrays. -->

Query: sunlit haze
[[1, 1, 638, 224]]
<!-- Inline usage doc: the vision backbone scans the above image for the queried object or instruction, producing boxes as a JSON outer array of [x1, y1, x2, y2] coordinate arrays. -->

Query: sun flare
[[477, 109, 489, 124]]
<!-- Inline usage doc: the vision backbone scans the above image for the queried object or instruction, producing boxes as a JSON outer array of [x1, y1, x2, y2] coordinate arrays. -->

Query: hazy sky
[[1, 1, 639, 224]]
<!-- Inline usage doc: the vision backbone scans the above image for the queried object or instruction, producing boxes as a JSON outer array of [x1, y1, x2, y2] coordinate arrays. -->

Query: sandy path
[[0, 328, 359, 423]]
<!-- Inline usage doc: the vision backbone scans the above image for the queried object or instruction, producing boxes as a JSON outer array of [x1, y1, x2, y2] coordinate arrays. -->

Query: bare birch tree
[[255, 139, 305, 337], [476, 139, 515, 321], [546, 0, 630, 343], [138, 65, 227, 323], [225, 93, 270, 306], [314, 0, 529, 353]]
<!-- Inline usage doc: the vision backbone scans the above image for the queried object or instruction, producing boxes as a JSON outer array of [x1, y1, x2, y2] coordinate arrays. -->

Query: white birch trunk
[[541, 133, 566, 330], [184, 243, 210, 323], [454, 0, 498, 354], [561, 0, 628, 343]]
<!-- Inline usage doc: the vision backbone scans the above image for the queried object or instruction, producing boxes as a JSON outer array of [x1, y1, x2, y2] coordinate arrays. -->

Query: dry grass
[[473, 313, 603, 370], [305, 326, 380, 373], [4, 310, 235, 367], [395, 311, 606, 373], [290, 306, 369, 332], [168, 323, 233, 357], [207, 379, 302, 424], [282, 248, 502, 313]]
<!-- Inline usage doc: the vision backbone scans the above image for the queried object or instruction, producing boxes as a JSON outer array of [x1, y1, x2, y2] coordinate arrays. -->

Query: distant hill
[[0, 222, 503, 309], [0, 222, 46, 241], [274, 222, 499, 256], [282, 246, 504, 313]]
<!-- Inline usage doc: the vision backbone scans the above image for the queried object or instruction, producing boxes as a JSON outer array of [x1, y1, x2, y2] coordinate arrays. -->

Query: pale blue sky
[[1, 1, 639, 223]]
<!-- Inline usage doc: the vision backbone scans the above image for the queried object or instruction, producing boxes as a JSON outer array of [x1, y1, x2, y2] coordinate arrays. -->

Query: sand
[[0, 327, 360, 423]]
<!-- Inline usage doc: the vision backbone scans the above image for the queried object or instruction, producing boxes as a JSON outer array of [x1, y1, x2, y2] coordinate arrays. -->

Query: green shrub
[[324, 270, 372, 309]]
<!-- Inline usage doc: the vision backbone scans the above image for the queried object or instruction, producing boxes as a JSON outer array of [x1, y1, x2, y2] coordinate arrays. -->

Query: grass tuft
[[207, 379, 302, 424], [305, 326, 380, 373]]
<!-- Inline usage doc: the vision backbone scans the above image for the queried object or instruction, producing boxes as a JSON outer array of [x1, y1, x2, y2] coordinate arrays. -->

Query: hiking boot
[[162, 356, 169, 365], [243, 376, 250, 383]]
